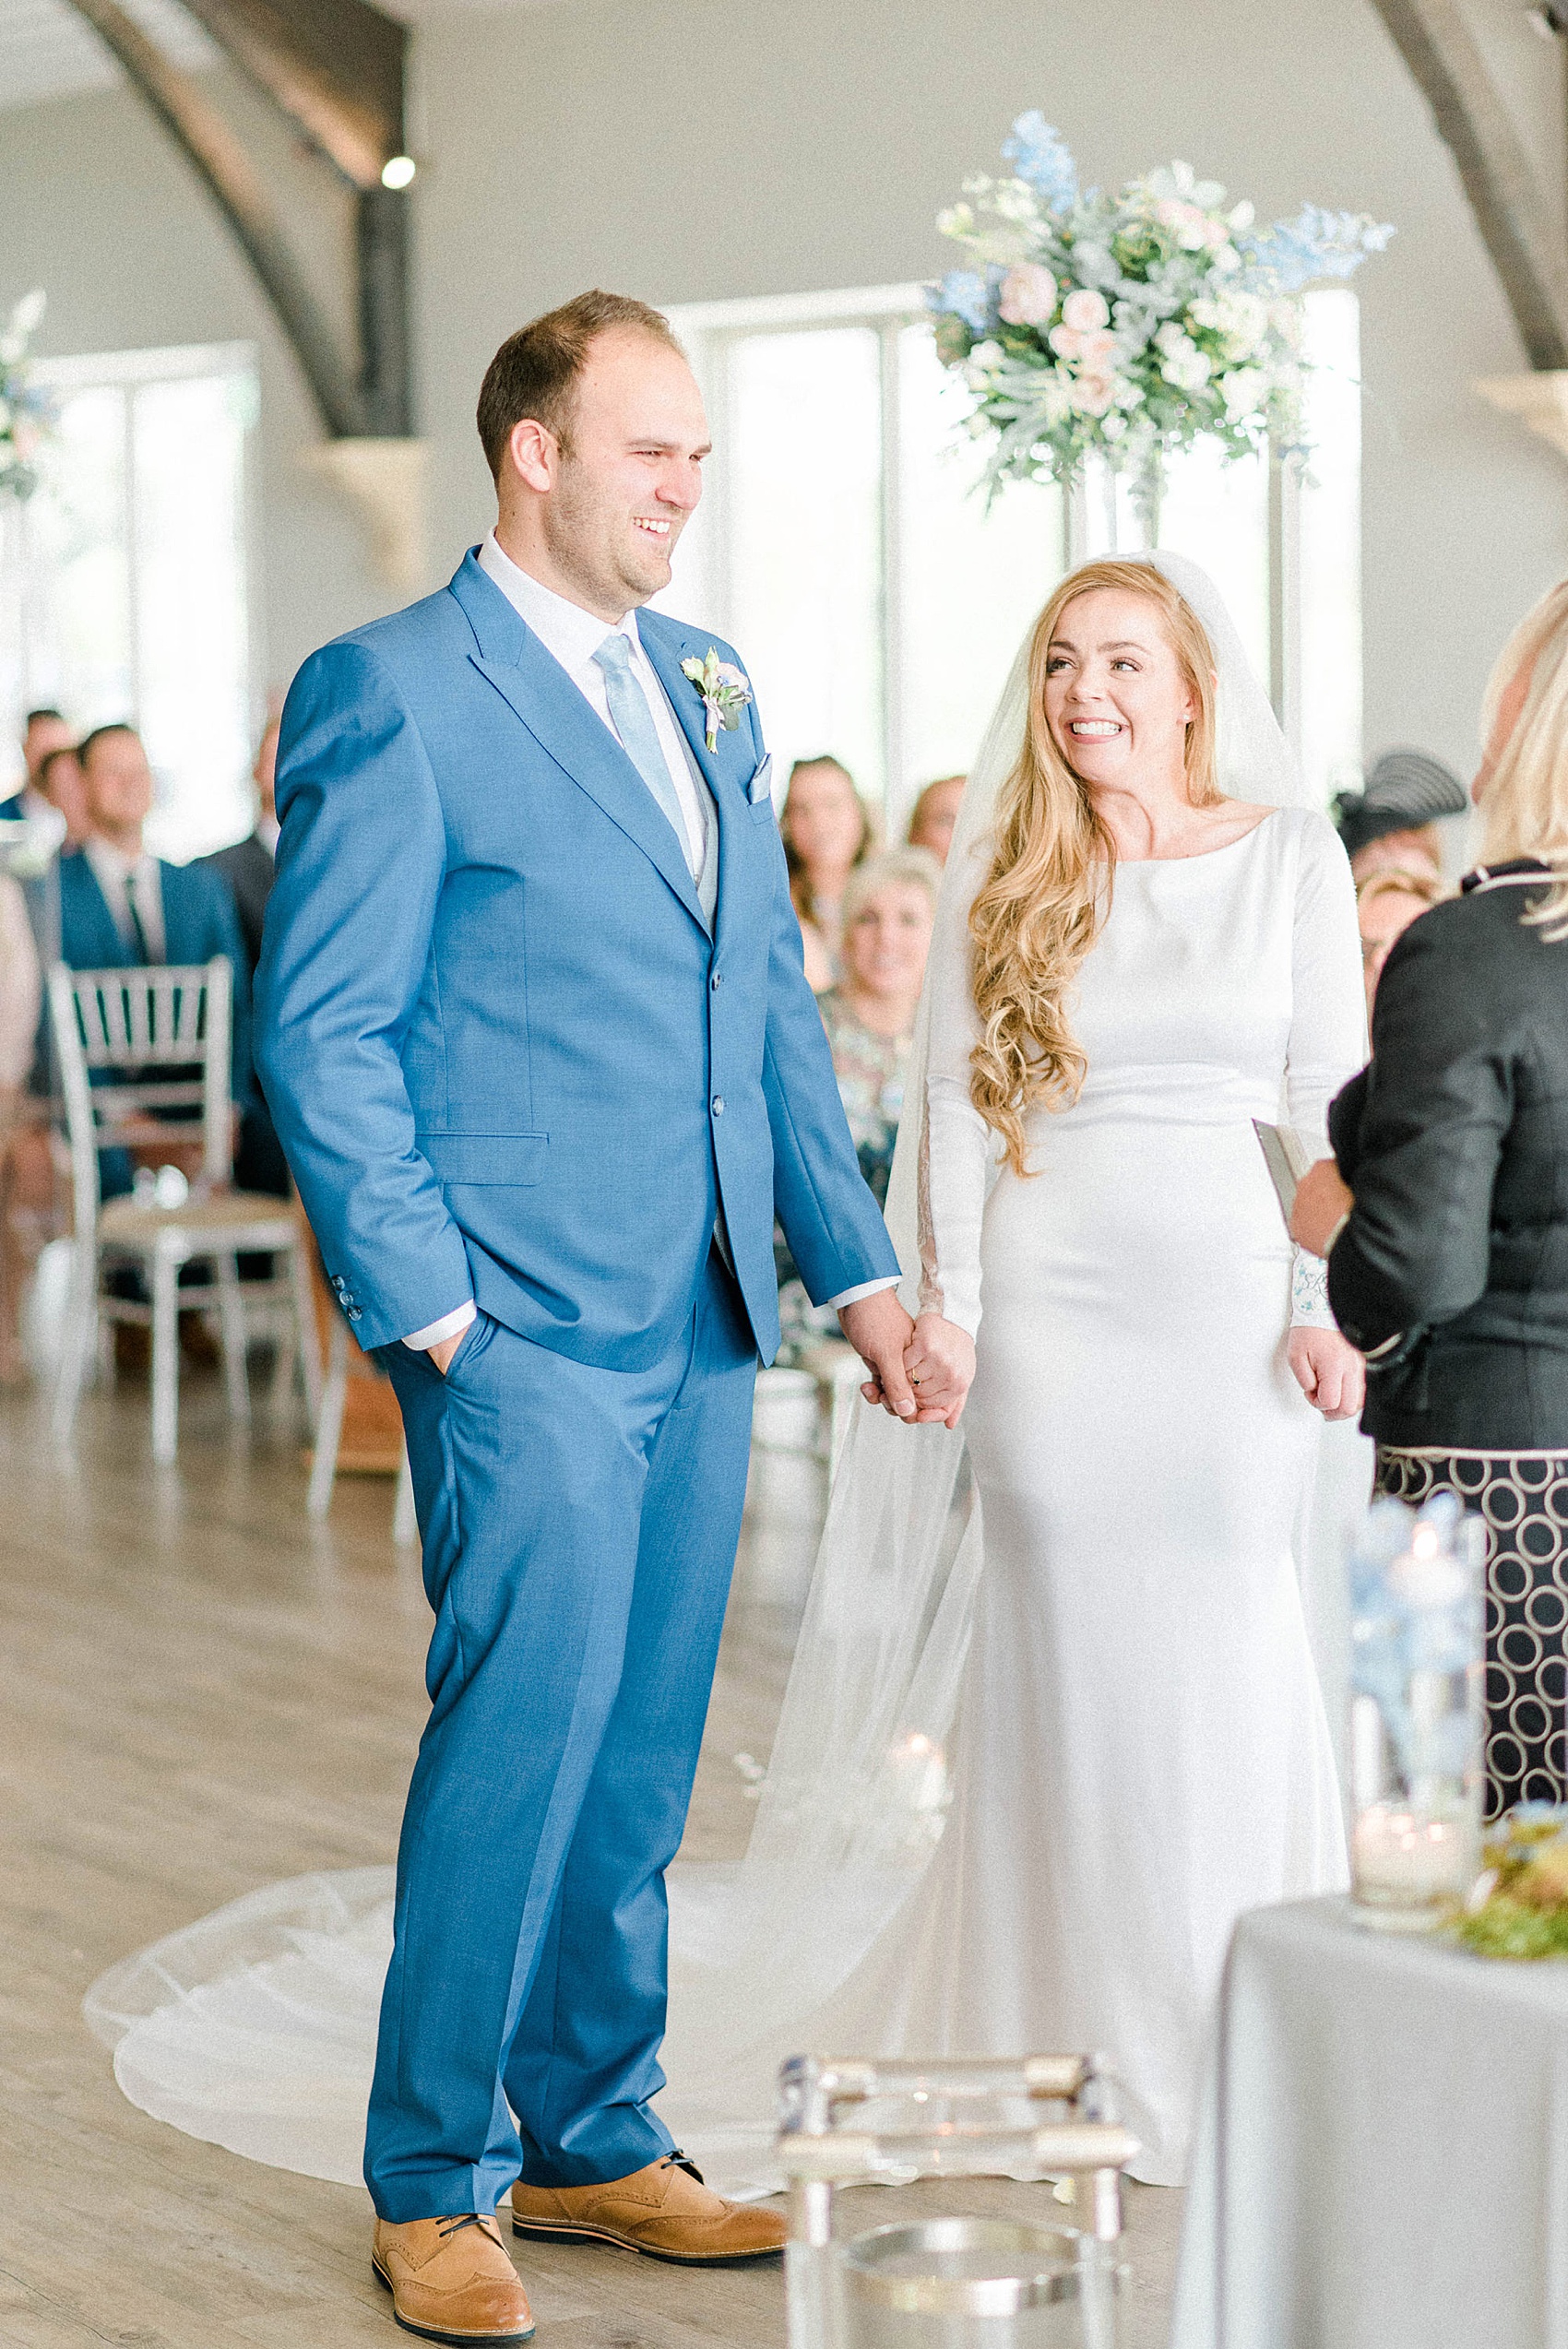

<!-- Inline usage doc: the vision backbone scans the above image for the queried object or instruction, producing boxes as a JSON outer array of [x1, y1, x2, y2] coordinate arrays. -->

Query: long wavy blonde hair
[[1478, 575, 1568, 940], [969, 560, 1219, 1176]]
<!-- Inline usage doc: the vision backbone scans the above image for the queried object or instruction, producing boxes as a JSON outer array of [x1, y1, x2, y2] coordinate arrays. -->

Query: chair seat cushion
[[98, 1191, 299, 1254]]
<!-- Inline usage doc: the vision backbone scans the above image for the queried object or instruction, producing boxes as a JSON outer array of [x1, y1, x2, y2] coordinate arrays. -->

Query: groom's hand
[[838, 1289, 919, 1420], [426, 1330, 465, 1375]]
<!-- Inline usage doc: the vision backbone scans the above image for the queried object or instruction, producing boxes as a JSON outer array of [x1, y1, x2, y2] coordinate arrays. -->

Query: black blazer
[[199, 831, 274, 976], [1328, 859, 1568, 1450]]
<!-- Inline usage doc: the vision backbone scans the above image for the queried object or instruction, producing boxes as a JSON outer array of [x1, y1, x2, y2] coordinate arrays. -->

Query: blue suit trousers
[[367, 1248, 758, 2220]]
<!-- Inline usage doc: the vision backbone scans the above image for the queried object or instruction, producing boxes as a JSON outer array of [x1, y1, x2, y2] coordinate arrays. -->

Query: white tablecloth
[[1171, 1896, 1568, 2349]]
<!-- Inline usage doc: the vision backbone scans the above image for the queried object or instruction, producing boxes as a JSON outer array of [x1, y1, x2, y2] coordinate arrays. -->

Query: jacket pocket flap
[[420, 1131, 549, 1186]]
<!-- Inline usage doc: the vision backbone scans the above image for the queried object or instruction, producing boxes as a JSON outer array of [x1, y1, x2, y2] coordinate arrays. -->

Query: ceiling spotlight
[[1526, 4, 1565, 35], [381, 154, 417, 190]]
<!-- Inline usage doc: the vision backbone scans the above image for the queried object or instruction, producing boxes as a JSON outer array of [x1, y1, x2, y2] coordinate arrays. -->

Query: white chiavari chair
[[49, 958, 321, 1464]]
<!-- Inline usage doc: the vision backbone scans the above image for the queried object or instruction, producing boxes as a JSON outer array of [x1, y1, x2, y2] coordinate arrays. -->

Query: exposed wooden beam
[[1371, 0, 1568, 368], [62, 0, 414, 442], [172, 0, 406, 190]]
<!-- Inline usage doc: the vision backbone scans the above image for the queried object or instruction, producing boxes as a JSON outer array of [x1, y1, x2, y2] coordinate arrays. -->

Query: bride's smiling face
[[1041, 588, 1197, 791]]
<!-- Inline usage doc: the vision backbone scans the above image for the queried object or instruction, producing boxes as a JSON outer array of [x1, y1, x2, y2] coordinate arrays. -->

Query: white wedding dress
[[780, 804, 1366, 2181], [81, 556, 1368, 2200]]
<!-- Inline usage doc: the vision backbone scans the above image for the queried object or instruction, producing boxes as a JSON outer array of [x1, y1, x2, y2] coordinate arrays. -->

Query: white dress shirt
[[403, 539, 896, 1352], [85, 836, 166, 963]]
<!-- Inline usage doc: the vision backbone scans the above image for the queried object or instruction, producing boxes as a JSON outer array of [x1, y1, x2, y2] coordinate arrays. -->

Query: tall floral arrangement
[[0, 290, 53, 503], [929, 115, 1393, 516]]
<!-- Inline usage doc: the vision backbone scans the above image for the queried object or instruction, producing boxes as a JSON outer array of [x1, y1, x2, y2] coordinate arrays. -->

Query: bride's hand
[[1287, 1325, 1365, 1421], [903, 1312, 976, 1430]]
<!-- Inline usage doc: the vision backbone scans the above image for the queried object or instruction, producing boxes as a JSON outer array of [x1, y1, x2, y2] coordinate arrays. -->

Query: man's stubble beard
[[544, 461, 669, 617]]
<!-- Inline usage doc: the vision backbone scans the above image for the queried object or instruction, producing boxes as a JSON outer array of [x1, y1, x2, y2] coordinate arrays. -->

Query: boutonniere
[[681, 647, 753, 753]]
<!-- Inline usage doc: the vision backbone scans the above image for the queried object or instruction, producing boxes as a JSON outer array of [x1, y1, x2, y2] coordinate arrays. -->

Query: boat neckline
[[1114, 807, 1281, 868]]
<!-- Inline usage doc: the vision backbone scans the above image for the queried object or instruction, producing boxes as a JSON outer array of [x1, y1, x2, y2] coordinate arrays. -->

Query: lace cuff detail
[[1290, 1246, 1335, 1328]]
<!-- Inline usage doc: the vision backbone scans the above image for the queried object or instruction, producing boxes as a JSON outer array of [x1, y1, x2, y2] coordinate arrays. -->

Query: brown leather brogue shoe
[[372, 2213, 535, 2344], [512, 2149, 786, 2266]]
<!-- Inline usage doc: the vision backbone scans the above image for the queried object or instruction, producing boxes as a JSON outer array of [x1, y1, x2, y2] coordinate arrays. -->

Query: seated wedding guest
[[201, 715, 279, 973], [907, 772, 967, 863], [780, 753, 873, 991], [200, 716, 288, 1196], [0, 869, 42, 1382], [819, 847, 941, 1205], [1332, 744, 1468, 884], [59, 723, 253, 1194], [1357, 865, 1450, 1014], [0, 706, 75, 824], [776, 847, 939, 1359], [1295, 575, 1568, 1823], [36, 743, 89, 848]]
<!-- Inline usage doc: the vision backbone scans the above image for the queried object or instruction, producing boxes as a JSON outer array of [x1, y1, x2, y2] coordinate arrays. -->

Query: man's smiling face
[[537, 328, 711, 621]]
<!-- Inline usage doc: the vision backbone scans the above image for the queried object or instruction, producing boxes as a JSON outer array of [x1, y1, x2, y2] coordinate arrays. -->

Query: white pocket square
[[748, 753, 774, 806]]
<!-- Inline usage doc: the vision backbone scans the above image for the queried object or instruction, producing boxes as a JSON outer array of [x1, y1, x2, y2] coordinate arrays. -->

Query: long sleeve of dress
[[0, 873, 41, 1092], [1284, 814, 1369, 1326], [920, 832, 994, 1338]]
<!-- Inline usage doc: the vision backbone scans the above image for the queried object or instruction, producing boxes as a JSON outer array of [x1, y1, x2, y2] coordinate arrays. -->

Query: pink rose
[[1048, 323, 1084, 360], [998, 263, 1059, 326], [1075, 373, 1117, 417], [1061, 287, 1111, 332]]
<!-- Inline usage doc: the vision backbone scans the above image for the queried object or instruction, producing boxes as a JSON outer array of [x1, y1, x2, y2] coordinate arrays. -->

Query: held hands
[[1287, 1325, 1365, 1421], [902, 1311, 977, 1430], [837, 1289, 920, 1418]]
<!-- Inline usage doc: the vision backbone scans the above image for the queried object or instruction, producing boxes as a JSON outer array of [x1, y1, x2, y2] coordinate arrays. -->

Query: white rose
[[998, 263, 1059, 326], [1061, 287, 1111, 332]]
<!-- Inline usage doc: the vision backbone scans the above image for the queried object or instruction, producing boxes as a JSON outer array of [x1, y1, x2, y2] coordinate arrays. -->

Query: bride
[[84, 555, 1367, 2199]]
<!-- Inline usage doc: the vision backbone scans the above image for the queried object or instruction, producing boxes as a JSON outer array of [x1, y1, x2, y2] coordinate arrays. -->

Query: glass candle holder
[[1348, 1492, 1486, 1934]]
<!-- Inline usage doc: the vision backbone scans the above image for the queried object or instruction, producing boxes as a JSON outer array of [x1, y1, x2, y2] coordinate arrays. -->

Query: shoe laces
[[438, 2213, 505, 2251], [659, 2148, 706, 2185]]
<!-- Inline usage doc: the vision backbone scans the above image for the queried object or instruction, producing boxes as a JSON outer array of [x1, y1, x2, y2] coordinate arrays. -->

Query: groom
[[256, 291, 912, 2343]]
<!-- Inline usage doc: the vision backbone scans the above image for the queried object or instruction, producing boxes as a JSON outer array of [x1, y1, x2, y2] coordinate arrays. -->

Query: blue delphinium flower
[[1001, 112, 1078, 212], [930, 270, 992, 336], [1241, 204, 1396, 293]]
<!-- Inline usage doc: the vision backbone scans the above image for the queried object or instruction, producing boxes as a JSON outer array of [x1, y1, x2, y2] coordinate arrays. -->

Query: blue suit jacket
[[256, 552, 898, 1366], [57, 848, 255, 1109]]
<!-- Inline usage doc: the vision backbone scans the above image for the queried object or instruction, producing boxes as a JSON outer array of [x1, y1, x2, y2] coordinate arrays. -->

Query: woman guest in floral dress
[[776, 848, 940, 1358]]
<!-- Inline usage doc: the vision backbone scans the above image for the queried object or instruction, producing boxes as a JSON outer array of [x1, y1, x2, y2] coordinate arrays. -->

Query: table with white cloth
[[1170, 1895, 1568, 2349]]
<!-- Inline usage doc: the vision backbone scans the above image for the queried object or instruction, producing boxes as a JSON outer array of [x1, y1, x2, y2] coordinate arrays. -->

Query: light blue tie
[[592, 632, 693, 869]]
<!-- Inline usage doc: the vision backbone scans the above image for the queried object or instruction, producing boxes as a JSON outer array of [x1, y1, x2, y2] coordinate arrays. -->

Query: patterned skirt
[[1375, 1445, 1568, 1822]]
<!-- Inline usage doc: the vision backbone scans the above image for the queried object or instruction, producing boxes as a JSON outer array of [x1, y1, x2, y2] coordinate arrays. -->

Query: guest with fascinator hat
[[1332, 744, 1468, 884]]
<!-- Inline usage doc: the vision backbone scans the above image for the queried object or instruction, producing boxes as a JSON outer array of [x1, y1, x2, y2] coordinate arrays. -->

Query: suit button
[[347, 1307, 362, 1323], [711, 1096, 725, 1116]]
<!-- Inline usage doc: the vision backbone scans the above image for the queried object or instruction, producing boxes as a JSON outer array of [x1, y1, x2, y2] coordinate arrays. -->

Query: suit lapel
[[450, 554, 707, 931], [636, 611, 746, 952]]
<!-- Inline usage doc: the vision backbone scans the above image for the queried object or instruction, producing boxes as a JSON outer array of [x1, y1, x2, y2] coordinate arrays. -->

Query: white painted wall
[[0, 0, 1563, 789]]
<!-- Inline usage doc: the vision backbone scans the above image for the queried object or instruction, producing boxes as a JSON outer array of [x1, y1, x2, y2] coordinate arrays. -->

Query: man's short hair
[[78, 721, 138, 766], [24, 707, 64, 730], [476, 291, 684, 482]]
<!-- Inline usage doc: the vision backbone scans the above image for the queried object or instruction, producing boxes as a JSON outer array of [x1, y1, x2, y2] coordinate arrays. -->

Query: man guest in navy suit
[[59, 723, 253, 1193], [257, 292, 915, 2343], [202, 717, 288, 1197]]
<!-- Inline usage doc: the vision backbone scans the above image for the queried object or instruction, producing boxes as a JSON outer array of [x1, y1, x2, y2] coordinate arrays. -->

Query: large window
[[663, 288, 1362, 832], [0, 340, 259, 860]]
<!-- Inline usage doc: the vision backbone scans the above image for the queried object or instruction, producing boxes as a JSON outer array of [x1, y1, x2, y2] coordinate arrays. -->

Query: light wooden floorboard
[[0, 1366, 1181, 2348]]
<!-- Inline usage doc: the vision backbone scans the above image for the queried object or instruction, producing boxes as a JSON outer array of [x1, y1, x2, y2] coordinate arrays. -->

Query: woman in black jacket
[[1294, 575, 1568, 1819]]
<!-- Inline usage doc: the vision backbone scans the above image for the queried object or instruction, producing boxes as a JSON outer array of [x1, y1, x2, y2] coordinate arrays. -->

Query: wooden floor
[[0, 1363, 1182, 2349]]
